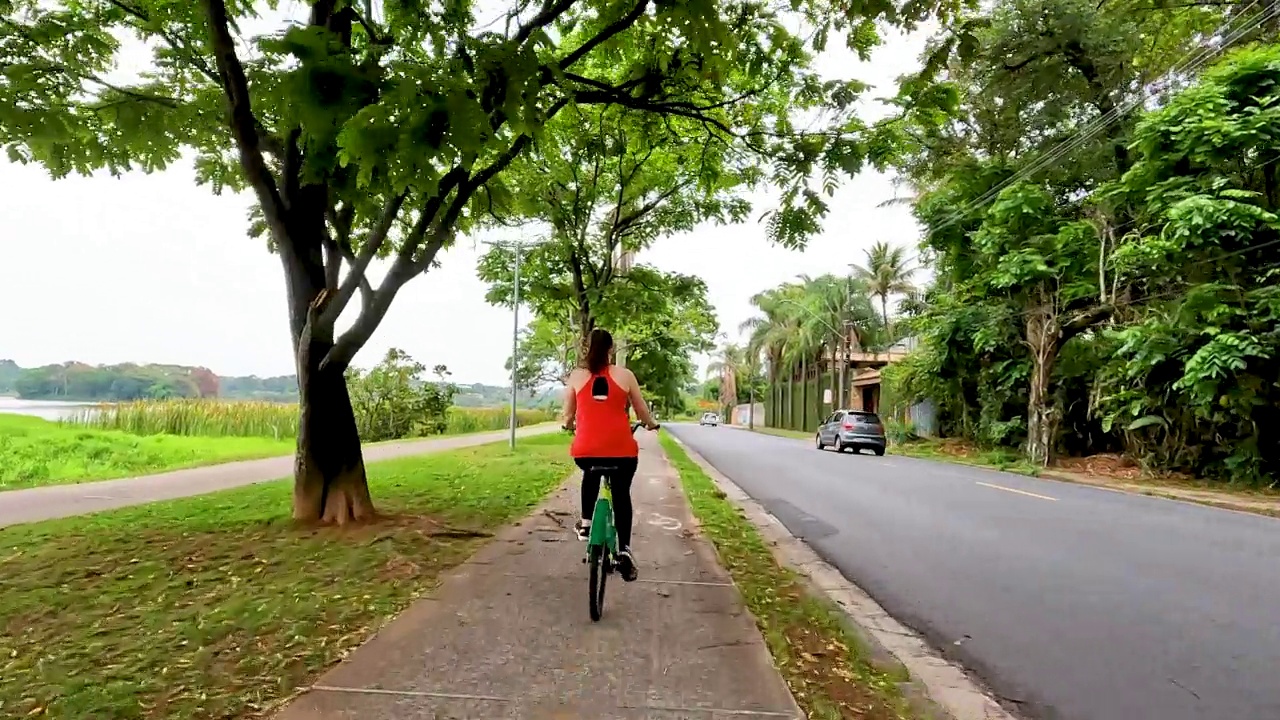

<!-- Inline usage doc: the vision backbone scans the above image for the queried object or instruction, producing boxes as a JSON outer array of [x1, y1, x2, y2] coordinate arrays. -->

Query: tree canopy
[[883, 0, 1280, 483], [1, 0, 961, 520]]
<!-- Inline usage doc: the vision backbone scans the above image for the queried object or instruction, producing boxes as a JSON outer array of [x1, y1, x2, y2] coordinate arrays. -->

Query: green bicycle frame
[[587, 481, 618, 555]]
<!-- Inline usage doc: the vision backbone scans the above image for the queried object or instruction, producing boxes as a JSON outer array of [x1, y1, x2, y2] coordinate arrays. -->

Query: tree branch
[[1061, 304, 1112, 343], [573, 86, 737, 137], [557, 0, 648, 69], [515, 0, 578, 43], [322, 115, 558, 373], [334, 240, 375, 313], [319, 191, 407, 328], [202, 0, 286, 235]]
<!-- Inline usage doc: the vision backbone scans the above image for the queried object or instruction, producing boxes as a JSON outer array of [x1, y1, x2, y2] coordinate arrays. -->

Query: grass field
[[0, 414, 293, 492], [68, 400, 555, 439], [0, 434, 573, 719], [660, 434, 914, 720]]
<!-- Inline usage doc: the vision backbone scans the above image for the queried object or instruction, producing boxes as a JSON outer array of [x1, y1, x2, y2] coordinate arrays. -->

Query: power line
[[924, 1, 1280, 237], [931, 238, 1280, 325]]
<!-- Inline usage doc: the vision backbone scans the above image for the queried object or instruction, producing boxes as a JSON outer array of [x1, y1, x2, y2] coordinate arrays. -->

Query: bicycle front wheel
[[588, 544, 608, 622]]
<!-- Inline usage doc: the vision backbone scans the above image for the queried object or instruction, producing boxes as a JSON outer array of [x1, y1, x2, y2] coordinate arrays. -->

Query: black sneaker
[[574, 518, 591, 541], [615, 547, 638, 582]]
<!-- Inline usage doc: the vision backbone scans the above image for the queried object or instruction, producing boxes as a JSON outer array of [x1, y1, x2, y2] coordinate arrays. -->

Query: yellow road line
[[975, 481, 1058, 502]]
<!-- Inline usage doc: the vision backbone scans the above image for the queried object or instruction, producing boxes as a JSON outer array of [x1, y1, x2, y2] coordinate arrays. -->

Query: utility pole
[[483, 237, 548, 449], [509, 242, 521, 449]]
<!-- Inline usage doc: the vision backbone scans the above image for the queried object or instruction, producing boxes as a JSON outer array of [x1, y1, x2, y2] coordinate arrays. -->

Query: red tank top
[[570, 369, 639, 458]]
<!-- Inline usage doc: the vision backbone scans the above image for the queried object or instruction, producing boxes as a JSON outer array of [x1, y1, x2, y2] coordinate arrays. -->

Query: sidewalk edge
[[646, 436, 808, 720], [666, 433, 1019, 720]]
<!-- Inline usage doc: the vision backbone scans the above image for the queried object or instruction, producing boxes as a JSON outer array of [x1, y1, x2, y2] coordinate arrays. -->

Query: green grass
[[659, 434, 913, 720], [0, 414, 294, 492], [0, 434, 573, 720], [891, 438, 1041, 475]]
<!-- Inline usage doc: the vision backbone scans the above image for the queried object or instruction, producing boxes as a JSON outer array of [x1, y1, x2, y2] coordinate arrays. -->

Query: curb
[[666, 433, 1019, 720]]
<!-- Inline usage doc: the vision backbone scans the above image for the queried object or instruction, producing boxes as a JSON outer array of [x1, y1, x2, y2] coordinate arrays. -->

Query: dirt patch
[[933, 439, 977, 458], [1052, 453, 1146, 480]]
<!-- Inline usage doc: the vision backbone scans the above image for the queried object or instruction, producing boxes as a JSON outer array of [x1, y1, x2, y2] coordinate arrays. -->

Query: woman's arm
[[561, 372, 578, 429], [622, 369, 659, 429]]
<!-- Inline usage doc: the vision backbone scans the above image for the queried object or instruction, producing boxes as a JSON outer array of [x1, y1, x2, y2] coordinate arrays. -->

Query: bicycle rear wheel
[[588, 544, 608, 621]]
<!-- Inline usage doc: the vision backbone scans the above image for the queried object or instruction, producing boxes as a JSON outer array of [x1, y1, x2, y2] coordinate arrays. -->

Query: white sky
[[0, 17, 929, 386]]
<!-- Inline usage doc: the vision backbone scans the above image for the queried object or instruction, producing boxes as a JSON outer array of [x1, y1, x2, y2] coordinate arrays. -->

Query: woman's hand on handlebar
[[644, 421, 661, 431]]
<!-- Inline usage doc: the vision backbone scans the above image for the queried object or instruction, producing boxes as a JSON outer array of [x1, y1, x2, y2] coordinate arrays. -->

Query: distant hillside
[[0, 359, 19, 395], [0, 359, 553, 407], [453, 383, 558, 409]]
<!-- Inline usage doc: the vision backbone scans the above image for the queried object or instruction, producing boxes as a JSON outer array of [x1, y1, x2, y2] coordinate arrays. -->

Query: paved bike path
[[0, 425, 558, 528], [276, 431, 802, 720]]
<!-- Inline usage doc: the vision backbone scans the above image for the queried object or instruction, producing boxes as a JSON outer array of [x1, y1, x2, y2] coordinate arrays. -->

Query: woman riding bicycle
[[562, 328, 659, 582]]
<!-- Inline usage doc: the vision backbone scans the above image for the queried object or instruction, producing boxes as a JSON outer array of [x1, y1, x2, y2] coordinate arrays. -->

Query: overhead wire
[[922, 0, 1280, 237]]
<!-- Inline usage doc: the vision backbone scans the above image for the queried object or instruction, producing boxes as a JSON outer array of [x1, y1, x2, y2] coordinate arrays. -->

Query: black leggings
[[574, 457, 638, 550]]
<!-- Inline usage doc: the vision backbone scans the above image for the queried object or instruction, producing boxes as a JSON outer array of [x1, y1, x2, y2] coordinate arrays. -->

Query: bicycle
[[565, 421, 657, 621]]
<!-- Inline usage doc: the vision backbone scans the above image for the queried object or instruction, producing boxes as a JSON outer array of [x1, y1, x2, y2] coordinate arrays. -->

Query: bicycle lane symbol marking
[[647, 513, 683, 532]]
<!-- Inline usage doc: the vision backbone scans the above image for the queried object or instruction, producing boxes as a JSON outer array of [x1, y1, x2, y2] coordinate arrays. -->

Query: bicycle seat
[[584, 460, 626, 472]]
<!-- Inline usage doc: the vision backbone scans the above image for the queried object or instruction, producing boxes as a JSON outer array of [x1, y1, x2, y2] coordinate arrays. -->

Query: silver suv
[[699, 412, 720, 427]]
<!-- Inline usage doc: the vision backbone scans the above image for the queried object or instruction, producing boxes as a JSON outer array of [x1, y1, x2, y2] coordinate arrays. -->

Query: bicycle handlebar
[[562, 422, 660, 434]]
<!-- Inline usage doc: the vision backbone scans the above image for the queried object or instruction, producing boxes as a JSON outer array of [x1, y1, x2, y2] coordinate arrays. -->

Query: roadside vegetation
[[64, 349, 554, 442], [0, 414, 292, 492], [660, 434, 914, 720], [0, 435, 574, 719], [71, 400, 553, 440], [880, 17, 1280, 488]]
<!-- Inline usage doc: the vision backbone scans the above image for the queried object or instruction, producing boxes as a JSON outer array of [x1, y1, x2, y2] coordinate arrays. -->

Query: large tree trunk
[[293, 344, 373, 524], [1025, 308, 1060, 467]]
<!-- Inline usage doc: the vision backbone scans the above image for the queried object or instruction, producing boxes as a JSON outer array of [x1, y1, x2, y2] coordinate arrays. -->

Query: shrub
[[884, 419, 919, 445], [346, 349, 456, 442]]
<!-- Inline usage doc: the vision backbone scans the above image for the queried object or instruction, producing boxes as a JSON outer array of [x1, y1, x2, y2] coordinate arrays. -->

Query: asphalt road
[[668, 424, 1280, 720]]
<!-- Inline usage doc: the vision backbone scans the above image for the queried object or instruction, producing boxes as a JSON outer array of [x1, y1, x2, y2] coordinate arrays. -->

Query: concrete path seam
[[667, 433, 1021, 720], [308, 686, 801, 717]]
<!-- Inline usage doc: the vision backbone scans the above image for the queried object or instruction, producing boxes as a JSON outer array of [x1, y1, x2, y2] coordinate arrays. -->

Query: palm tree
[[739, 285, 809, 428], [706, 342, 743, 417], [852, 241, 917, 335], [792, 274, 880, 408], [740, 284, 805, 381]]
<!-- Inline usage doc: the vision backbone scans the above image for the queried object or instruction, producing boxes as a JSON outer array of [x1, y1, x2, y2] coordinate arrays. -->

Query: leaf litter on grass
[[0, 435, 573, 719]]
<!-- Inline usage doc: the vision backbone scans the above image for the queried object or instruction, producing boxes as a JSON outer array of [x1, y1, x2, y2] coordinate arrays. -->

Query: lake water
[[0, 397, 98, 422]]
